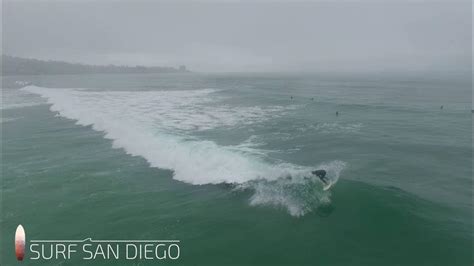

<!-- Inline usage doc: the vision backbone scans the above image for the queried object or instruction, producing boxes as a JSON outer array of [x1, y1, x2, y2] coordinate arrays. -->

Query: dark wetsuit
[[312, 170, 328, 184]]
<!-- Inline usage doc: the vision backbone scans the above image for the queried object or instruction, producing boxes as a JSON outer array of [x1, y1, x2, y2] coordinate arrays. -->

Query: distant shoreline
[[1, 55, 190, 76]]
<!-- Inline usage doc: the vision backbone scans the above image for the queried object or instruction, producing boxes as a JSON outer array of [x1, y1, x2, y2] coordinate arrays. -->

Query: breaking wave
[[23, 85, 346, 216]]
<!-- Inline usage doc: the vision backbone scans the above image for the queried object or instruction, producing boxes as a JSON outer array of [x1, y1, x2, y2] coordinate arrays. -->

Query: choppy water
[[1, 73, 472, 265]]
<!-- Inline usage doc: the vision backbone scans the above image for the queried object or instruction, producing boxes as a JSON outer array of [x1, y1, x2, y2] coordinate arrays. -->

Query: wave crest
[[22, 85, 346, 216]]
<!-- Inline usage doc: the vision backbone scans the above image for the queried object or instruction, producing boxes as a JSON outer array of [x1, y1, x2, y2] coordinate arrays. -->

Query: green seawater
[[1, 73, 472, 265]]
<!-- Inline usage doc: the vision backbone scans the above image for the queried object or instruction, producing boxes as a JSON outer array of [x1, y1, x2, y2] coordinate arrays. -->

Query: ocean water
[[1, 73, 472, 265]]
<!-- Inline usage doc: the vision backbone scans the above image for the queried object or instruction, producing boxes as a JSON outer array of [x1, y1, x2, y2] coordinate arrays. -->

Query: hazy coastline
[[1, 55, 189, 76]]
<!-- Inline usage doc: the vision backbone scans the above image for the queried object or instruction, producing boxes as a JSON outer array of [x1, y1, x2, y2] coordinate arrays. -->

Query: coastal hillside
[[1, 55, 189, 75]]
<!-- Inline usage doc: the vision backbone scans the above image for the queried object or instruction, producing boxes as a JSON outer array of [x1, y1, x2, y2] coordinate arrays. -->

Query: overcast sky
[[3, 0, 471, 72]]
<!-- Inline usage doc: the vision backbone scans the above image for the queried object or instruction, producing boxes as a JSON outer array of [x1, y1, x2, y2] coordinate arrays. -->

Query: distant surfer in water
[[336, 111, 339, 116], [312, 169, 328, 184]]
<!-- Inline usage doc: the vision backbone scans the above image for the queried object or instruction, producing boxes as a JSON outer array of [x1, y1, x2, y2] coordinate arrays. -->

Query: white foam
[[246, 160, 346, 216], [15, 81, 31, 87], [22, 85, 346, 215]]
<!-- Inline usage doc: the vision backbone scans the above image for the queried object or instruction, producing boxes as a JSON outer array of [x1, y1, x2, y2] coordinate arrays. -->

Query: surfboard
[[322, 180, 333, 191]]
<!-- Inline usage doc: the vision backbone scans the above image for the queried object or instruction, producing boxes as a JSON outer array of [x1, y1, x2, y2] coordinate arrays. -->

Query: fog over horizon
[[3, 0, 471, 73]]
